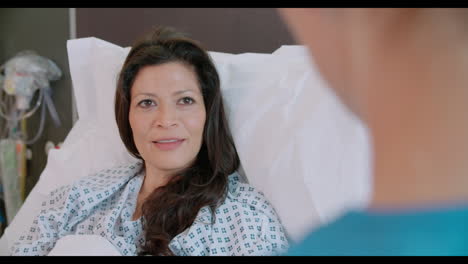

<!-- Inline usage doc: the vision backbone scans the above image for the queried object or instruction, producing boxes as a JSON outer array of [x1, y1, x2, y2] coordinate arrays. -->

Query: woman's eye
[[138, 99, 155, 108], [179, 97, 195, 105]]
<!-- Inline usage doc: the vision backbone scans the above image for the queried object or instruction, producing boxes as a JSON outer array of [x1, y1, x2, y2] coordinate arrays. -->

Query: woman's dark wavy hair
[[114, 26, 240, 255]]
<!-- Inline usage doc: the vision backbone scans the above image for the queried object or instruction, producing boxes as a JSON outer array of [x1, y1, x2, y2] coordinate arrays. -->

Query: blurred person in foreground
[[279, 8, 468, 255]]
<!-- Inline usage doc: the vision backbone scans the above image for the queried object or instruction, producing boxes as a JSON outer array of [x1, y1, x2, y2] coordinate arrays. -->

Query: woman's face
[[129, 62, 206, 174]]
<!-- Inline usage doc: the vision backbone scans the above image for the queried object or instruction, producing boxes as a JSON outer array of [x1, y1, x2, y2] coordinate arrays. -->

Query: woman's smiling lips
[[152, 138, 186, 151]]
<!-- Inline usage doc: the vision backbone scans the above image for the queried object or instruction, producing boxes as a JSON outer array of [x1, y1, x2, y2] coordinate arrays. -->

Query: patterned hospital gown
[[10, 162, 289, 256]]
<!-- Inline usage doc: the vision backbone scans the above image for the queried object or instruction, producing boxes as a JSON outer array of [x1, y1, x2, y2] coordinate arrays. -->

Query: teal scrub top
[[287, 204, 468, 256]]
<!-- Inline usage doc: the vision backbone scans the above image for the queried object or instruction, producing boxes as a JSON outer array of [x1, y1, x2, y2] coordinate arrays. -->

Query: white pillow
[[4, 37, 371, 248], [218, 45, 372, 238]]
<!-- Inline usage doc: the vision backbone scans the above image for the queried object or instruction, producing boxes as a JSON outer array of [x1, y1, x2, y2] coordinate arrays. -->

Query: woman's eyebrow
[[173, 89, 198, 96], [134, 92, 157, 98], [133, 89, 199, 99]]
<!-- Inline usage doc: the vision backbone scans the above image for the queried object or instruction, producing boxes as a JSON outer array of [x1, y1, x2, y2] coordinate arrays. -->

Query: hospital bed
[[0, 37, 372, 255]]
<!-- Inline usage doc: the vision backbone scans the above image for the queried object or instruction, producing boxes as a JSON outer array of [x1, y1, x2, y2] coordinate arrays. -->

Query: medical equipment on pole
[[0, 50, 62, 142], [0, 50, 62, 224]]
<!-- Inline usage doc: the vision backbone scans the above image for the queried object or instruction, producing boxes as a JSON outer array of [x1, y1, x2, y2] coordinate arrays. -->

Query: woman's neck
[[132, 165, 173, 220], [140, 165, 172, 198]]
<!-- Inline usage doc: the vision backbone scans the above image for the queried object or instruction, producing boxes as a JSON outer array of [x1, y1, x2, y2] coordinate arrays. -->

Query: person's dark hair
[[115, 26, 240, 255]]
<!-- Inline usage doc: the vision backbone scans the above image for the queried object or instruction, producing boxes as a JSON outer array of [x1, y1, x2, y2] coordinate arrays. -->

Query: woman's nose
[[154, 104, 178, 128]]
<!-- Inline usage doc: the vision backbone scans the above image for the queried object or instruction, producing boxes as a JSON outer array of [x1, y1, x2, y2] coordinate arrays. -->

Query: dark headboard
[[76, 8, 296, 54]]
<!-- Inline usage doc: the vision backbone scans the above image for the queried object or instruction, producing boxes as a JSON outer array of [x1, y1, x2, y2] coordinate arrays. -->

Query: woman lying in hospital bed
[[1, 22, 372, 255], [9, 27, 289, 256]]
